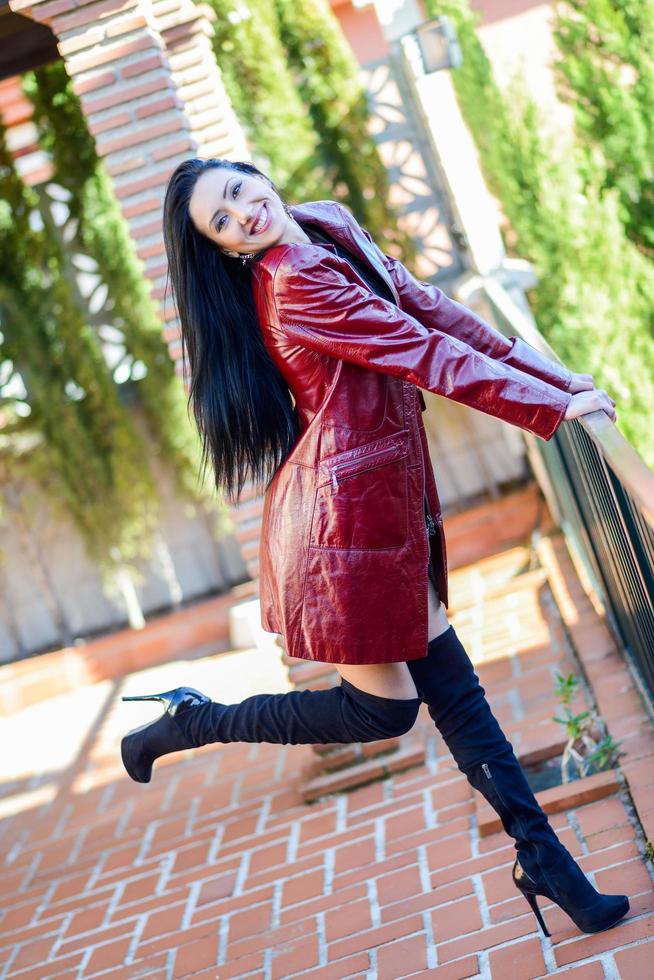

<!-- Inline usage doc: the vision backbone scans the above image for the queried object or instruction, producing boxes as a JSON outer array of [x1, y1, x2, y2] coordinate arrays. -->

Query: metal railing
[[476, 275, 654, 713]]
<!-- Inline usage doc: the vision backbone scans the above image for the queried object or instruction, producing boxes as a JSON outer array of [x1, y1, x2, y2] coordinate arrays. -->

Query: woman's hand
[[568, 372, 596, 394], [564, 388, 617, 424]]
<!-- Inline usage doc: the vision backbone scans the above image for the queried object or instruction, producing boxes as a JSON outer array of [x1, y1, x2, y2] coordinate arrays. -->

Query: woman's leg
[[427, 575, 450, 641], [406, 623, 561, 865], [406, 615, 629, 933], [336, 661, 420, 699], [181, 663, 423, 749], [121, 660, 422, 783]]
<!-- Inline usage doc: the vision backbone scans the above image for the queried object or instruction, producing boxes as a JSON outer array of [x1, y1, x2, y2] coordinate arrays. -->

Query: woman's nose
[[232, 204, 255, 225]]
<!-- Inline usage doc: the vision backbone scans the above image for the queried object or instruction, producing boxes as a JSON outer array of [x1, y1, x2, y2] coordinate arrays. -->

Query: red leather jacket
[[251, 200, 573, 665]]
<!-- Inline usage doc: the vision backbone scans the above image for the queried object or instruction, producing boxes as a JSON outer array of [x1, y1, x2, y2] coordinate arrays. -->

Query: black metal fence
[[481, 278, 654, 712]]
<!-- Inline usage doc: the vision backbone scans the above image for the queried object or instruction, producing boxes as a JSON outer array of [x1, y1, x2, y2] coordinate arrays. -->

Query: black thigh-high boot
[[406, 626, 629, 936], [121, 679, 421, 784]]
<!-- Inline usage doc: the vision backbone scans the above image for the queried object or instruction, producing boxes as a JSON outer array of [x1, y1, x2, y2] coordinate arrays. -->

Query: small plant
[[553, 707, 591, 741], [645, 840, 654, 863], [552, 672, 622, 782], [586, 735, 624, 771], [554, 671, 580, 706]]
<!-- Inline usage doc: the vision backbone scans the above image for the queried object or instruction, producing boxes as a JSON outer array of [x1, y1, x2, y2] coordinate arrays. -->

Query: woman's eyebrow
[[209, 177, 232, 228]]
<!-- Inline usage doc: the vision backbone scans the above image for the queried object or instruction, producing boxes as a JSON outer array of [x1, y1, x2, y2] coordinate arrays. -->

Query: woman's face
[[188, 168, 291, 257]]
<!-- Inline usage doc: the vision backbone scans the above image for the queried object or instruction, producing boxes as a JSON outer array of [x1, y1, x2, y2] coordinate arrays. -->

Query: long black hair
[[162, 158, 301, 505]]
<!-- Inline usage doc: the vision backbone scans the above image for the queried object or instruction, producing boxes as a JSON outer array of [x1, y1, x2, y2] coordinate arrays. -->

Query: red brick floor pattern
[[1, 539, 653, 978]]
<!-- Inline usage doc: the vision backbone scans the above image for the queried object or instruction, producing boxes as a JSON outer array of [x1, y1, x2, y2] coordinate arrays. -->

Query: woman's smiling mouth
[[251, 203, 271, 235]]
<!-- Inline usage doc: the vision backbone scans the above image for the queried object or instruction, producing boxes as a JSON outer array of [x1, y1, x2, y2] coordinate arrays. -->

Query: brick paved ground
[[1, 534, 653, 979]]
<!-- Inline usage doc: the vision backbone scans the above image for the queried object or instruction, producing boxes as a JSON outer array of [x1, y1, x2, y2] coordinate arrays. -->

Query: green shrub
[[426, 0, 654, 468]]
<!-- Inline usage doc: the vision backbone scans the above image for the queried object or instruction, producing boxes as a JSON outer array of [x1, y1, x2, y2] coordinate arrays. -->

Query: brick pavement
[[1, 535, 653, 979]]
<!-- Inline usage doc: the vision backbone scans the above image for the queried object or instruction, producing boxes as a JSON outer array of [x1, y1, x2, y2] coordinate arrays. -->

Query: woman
[[121, 158, 627, 938]]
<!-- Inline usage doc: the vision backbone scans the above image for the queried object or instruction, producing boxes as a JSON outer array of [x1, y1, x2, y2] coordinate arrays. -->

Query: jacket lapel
[[290, 200, 400, 305]]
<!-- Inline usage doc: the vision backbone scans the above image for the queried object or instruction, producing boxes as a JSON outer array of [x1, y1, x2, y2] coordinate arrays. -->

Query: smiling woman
[[161, 159, 306, 510], [122, 154, 630, 945], [186, 163, 312, 259]]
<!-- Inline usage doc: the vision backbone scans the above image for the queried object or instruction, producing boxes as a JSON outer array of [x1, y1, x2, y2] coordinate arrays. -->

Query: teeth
[[252, 204, 267, 234]]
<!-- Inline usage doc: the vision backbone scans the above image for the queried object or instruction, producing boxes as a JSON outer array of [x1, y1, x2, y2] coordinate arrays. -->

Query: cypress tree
[[203, 0, 326, 200], [553, 0, 654, 255], [272, 0, 416, 259], [424, 0, 654, 467]]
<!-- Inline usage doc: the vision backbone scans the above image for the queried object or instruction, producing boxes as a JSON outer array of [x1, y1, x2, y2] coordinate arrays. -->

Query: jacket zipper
[[415, 410, 433, 557], [415, 392, 447, 600], [330, 442, 404, 491]]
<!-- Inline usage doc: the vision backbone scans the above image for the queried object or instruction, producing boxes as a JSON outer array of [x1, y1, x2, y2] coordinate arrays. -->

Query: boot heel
[[122, 690, 177, 706], [122, 687, 209, 714], [521, 890, 551, 938]]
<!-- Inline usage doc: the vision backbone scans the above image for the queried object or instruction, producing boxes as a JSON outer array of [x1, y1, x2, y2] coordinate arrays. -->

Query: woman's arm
[[336, 203, 574, 393], [272, 246, 572, 441]]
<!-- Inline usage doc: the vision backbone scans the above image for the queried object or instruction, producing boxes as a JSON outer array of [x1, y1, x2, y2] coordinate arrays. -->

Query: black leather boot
[[407, 626, 629, 936], [121, 679, 421, 784]]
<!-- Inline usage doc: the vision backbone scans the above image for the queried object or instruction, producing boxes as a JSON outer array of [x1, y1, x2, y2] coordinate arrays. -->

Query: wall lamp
[[413, 16, 462, 73]]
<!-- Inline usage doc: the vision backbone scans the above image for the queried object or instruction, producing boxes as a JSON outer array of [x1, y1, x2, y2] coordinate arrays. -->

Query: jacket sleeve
[[337, 204, 573, 393], [272, 246, 572, 441]]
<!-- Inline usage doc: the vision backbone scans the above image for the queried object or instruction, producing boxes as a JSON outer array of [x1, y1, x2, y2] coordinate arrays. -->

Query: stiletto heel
[[512, 855, 629, 936], [514, 857, 551, 937], [122, 692, 171, 702], [122, 687, 209, 710], [520, 889, 551, 938], [121, 686, 211, 783]]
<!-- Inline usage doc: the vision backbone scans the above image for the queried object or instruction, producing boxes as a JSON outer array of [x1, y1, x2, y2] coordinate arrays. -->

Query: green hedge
[[553, 0, 654, 255], [426, 0, 654, 468]]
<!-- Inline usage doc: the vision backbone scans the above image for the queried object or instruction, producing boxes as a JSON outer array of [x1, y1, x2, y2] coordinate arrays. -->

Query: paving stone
[[1, 522, 652, 979], [488, 935, 547, 979]]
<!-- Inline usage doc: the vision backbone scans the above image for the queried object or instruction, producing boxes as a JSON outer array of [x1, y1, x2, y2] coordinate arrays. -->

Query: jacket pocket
[[310, 432, 409, 550]]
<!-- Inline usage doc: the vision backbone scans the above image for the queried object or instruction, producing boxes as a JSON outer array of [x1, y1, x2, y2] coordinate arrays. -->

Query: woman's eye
[[215, 182, 242, 232]]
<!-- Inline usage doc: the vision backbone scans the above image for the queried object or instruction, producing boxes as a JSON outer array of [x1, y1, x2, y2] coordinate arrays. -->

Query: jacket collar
[[289, 200, 400, 305]]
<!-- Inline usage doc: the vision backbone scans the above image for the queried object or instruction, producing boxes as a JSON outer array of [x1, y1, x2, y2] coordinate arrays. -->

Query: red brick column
[[8, 0, 248, 371], [8, 0, 260, 583]]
